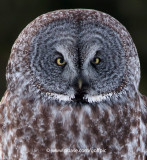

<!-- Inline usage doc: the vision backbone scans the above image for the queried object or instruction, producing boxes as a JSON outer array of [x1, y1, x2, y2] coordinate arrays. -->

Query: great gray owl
[[0, 9, 147, 160]]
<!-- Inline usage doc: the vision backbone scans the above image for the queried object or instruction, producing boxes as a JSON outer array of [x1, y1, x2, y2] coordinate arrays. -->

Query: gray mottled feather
[[0, 9, 147, 160]]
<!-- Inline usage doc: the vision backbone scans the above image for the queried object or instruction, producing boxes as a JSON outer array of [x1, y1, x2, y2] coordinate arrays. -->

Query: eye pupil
[[94, 58, 97, 63], [60, 59, 64, 63], [56, 58, 66, 66], [92, 57, 100, 65]]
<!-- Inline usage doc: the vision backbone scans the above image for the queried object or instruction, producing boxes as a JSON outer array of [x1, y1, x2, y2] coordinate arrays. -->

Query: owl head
[[6, 9, 140, 103]]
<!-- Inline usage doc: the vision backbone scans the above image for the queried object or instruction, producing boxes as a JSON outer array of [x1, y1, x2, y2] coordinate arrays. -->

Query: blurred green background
[[0, 0, 147, 100]]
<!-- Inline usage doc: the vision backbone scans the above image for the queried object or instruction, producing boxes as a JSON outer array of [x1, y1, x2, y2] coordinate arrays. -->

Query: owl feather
[[0, 9, 147, 160]]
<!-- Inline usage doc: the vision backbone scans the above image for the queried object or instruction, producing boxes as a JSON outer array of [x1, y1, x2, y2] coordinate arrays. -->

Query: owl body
[[0, 9, 147, 160]]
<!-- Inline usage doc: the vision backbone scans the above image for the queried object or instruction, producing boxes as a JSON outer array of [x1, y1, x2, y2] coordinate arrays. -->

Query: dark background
[[0, 0, 147, 99]]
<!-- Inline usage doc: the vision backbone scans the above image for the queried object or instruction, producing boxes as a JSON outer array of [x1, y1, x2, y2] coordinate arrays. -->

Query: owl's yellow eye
[[92, 57, 100, 65], [56, 58, 66, 66]]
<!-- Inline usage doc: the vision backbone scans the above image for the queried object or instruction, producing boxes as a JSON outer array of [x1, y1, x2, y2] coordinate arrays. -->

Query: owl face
[[29, 19, 126, 103]]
